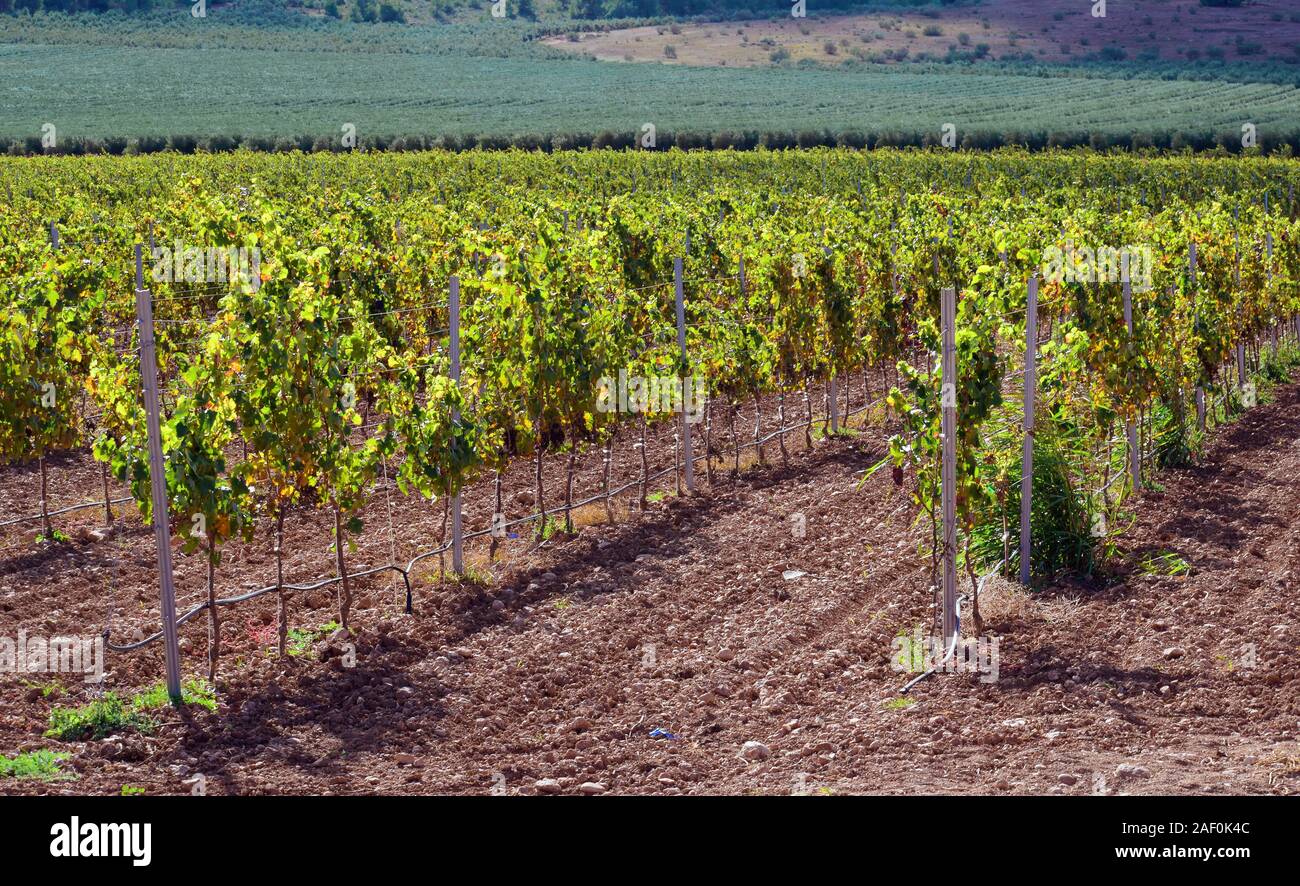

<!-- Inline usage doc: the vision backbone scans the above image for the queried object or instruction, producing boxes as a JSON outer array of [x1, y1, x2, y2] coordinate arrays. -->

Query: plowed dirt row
[[2, 378, 1299, 795]]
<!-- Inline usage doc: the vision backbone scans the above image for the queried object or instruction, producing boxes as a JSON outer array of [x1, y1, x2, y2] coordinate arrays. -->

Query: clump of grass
[[287, 621, 341, 657], [132, 679, 217, 713], [884, 697, 915, 710], [446, 564, 493, 587], [0, 749, 71, 781], [1153, 401, 1200, 469], [971, 418, 1096, 581], [120, 784, 146, 796], [1260, 343, 1300, 383], [45, 693, 154, 741], [535, 514, 569, 540], [1137, 551, 1191, 577], [22, 679, 63, 700], [46, 679, 217, 740]]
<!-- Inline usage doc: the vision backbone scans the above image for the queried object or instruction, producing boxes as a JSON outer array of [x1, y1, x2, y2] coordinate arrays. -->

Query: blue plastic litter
[[648, 728, 680, 740]]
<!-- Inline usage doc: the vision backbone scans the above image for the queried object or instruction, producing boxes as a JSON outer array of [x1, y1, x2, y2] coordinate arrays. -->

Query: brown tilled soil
[[2, 375, 1299, 796]]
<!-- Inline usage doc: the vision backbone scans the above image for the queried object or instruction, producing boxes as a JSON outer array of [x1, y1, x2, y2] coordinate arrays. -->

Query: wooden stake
[[674, 258, 695, 493], [1123, 260, 1140, 491], [940, 286, 958, 646], [489, 471, 503, 561], [134, 244, 183, 704], [1190, 242, 1205, 433], [449, 276, 463, 573], [1020, 276, 1037, 585]]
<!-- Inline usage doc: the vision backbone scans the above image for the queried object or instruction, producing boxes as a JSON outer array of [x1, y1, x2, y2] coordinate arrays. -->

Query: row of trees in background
[[6, 129, 1300, 157], [0, 0, 159, 12]]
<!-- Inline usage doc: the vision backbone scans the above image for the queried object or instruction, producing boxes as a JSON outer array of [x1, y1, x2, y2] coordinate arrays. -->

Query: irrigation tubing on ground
[[100, 387, 889, 654], [0, 496, 135, 530]]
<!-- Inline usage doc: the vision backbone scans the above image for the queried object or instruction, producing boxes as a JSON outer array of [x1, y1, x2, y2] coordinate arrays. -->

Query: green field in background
[[3, 41, 1300, 141]]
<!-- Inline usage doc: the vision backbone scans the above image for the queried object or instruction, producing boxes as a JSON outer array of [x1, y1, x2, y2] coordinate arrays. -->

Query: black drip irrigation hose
[[898, 557, 1006, 695], [101, 391, 890, 654], [102, 562, 412, 652], [899, 594, 967, 695]]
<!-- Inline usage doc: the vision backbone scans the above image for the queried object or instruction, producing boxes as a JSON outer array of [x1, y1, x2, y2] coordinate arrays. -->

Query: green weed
[[45, 693, 154, 741], [0, 749, 71, 781]]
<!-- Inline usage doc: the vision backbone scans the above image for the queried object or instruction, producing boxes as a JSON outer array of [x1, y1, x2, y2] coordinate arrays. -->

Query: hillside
[[0, 0, 1297, 149], [546, 0, 1300, 69]]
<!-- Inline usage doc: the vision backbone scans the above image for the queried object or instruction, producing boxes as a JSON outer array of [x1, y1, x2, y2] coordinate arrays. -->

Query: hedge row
[[4, 127, 1298, 156]]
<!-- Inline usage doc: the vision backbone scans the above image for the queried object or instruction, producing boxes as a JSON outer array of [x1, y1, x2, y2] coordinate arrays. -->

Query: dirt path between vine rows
[[3, 377, 1300, 795]]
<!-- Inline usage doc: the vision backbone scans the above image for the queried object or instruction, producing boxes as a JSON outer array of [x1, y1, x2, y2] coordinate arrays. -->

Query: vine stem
[[276, 505, 287, 658], [564, 450, 576, 533], [101, 462, 113, 526], [702, 398, 714, 485], [489, 470, 502, 561], [638, 413, 648, 510], [776, 392, 789, 466], [803, 383, 813, 450], [333, 501, 352, 632], [39, 455, 52, 539], [535, 417, 547, 537], [206, 532, 219, 682], [602, 440, 614, 524]]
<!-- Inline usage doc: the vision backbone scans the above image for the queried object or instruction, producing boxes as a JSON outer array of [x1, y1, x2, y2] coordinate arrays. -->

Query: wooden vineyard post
[[1191, 243, 1206, 432], [134, 245, 183, 705], [828, 376, 838, 434], [674, 258, 695, 494], [1267, 232, 1283, 354], [449, 276, 464, 575], [1020, 276, 1037, 585], [826, 244, 838, 436], [940, 286, 958, 647], [1234, 252, 1247, 389], [1122, 258, 1140, 491], [38, 224, 58, 535]]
